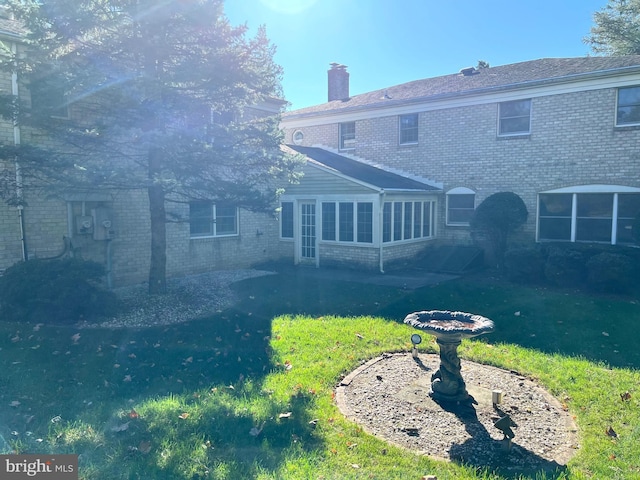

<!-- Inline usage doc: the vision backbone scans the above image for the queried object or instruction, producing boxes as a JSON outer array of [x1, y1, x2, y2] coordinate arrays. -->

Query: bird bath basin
[[404, 310, 494, 403]]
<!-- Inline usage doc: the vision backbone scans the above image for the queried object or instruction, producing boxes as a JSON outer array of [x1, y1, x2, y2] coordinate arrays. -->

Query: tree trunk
[[148, 148, 167, 294]]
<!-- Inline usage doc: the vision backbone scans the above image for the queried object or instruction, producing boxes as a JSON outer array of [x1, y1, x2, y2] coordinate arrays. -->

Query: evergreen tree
[[0, 0, 302, 293], [585, 0, 640, 55]]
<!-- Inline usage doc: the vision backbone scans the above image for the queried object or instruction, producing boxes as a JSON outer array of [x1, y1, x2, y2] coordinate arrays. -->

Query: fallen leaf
[[111, 422, 130, 432], [138, 441, 152, 454], [249, 422, 265, 437], [178, 412, 189, 420], [279, 412, 292, 419]]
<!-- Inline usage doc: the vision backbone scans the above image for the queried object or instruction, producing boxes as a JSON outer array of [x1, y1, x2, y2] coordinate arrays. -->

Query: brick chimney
[[328, 63, 349, 101]]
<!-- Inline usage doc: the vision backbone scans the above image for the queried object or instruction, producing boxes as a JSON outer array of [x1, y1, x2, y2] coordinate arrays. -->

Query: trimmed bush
[[585, 252, 633, 294], [0, 257, 120, 324], [504, 247, 545, 284], [544, 246, 587, 288]]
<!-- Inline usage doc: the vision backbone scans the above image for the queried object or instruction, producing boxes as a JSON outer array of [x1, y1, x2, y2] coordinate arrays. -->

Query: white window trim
[[398, 113, 419, 146], [189, 203, 239, 239], [339, 122, 356, 151], [497, 99, 532, 137], [615, 86, 640, 127], [446, 187, 476, 226], [536, 185, 640, 245], [382, 199, 436, 244]]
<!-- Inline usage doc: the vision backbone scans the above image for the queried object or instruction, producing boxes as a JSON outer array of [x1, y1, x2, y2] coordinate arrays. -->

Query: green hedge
[[504, 243, 639, 296], [0, 257, 120, 324]]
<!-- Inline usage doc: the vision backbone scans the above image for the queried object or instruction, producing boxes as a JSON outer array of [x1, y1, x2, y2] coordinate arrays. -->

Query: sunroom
[[280, 146, 442, 271]]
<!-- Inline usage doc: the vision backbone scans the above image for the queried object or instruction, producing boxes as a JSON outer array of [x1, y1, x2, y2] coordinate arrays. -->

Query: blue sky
[[225, 0, 609, 110]]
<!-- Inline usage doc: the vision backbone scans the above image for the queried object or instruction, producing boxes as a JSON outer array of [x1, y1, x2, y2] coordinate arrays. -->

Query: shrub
[[504, 247, 545, 284], [470, 192, 528, 268], [544, 246, 587, 288], [0, 257, 120, 324], [585, 252, 633, 294]]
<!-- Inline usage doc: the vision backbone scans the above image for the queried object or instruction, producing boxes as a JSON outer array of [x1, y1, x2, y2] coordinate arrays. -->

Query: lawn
[[1, 268, 639, 479]]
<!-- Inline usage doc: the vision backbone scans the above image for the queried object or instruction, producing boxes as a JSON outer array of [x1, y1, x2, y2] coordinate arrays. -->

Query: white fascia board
[[281, 72, 640, 129]]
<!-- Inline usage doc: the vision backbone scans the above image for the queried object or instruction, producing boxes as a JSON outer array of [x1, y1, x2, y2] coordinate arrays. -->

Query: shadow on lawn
[[235, 266, 640, 370], [0, 306, 326, 478]]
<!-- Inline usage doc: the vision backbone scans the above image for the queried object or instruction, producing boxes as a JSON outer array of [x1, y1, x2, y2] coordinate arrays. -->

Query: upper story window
[[190, 201, 238, 238], [339, 122, 355, 150], [498, 99, 531, 136], [538, 186, 640, 245], [446, 187, 475, 226], [399, 113, 419, 145], [292, 130, 304, 145], [616, 86, 640, 126]]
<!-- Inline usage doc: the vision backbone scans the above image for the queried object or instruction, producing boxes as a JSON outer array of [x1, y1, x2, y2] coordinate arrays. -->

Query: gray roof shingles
[[284, 56, 640, 118], [287, 145, 440, 192]]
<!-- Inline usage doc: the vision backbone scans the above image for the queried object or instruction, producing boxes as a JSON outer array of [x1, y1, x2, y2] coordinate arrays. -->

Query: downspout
[[378, 190, 385, 273], [11, 41, 27, 261]]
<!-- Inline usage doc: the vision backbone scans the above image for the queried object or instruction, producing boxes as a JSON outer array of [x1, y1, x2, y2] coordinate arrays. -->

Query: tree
[[0, 0, 302, 294], [585, 0, 640, 55], [470, 192, 528, 268]]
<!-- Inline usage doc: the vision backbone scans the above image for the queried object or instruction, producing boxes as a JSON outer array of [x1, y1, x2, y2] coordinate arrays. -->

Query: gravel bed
[[78, 269, 275, 329], [336, 353, 579, 476]]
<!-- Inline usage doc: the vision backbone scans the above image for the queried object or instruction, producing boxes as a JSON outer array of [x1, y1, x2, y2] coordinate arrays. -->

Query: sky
[[224, 0, 610, 111]]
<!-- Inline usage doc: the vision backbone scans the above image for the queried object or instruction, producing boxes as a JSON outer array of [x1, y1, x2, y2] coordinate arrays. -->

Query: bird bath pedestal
[[404, 310, 494, 404]]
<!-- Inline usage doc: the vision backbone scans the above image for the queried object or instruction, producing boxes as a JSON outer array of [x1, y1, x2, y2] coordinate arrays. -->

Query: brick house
[[278, 58, 640, 271], [3, 2, 640, 286], [0, 11, 291, 287]]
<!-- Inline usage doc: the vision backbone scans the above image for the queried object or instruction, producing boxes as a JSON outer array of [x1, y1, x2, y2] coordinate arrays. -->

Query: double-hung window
[[190, 201, 238, 238], [339, 122, 355, 150], [446, 188, 475, 226], [399, 113, 419, 145], [498, 99, 531, 136], [616, 86, 640, 126]]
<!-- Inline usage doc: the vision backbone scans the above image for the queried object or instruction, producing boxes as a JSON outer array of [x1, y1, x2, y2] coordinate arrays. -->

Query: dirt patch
[[336, 353, 579, 476]]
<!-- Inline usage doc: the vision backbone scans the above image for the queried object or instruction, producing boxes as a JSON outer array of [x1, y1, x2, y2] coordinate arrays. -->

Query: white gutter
[[378, 190, 385, 273]]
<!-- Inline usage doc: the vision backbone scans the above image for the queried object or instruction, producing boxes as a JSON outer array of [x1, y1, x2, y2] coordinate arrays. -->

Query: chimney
[[328, 63, 349, 101]]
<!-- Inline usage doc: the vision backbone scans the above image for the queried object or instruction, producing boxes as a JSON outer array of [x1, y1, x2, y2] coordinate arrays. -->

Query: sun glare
[[258, 0, 318, 15]]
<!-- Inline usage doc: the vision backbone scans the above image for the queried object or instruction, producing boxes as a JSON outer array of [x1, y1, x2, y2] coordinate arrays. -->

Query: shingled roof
[[0, 9, 27, 40], [286, 145, 440, 192], [284, 56, 640, 118]]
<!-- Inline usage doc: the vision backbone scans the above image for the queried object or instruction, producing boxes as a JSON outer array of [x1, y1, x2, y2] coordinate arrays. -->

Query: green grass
[[1, 270, 639, 479]]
